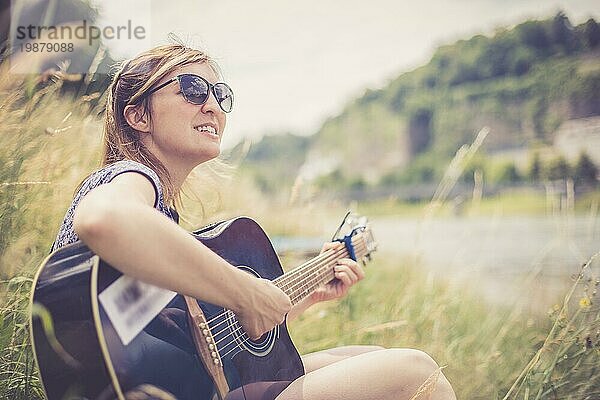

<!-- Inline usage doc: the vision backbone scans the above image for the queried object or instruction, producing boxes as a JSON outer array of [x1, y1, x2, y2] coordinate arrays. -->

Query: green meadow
[[1, 61, 599, 400]]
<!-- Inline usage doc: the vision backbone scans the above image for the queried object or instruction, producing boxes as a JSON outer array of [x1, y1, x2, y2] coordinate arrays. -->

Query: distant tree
[[518, 20, 550, 50], [512, 54, 532, 76], [484, 38, 514, 78], [348, 177, 367, 191], [358, 88, 382, 106], [545, 155, 570, 181], [460, 155, 486, 184], [573, 152, 598, 186], [433, 53, 451, 69], [389, 86, 410, 112], [528, 152, 542, 182], [407, 108, 433, 155], [423, 75, 437, 89], [417, 165, 435, 182], [315, 168, 344, 190], [449, 64, 481, 85], [582, 18, 600, 48], [496, 162, 521, 183], [551, 12, 577, 53], [531, 98, 548, 138], [380, 170, 400, 187]]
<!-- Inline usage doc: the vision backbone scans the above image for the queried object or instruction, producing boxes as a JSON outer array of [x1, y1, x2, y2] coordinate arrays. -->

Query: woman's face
[[145, 62, 227, 168]]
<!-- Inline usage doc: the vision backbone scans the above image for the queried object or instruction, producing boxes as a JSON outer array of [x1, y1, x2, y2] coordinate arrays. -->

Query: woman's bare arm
[[73, 171, 291, 339]]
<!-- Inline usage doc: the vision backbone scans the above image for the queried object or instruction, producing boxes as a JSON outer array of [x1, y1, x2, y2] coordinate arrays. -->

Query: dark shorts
[[225, 381, 292, 400]]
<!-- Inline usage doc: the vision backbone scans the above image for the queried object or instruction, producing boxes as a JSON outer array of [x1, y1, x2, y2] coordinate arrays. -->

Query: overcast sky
[[93, 0, 600, 148]]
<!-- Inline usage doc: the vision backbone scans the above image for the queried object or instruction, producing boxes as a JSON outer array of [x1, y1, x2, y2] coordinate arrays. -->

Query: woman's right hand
[[236, 278, 292, 340], [73, 172, 290, 337]]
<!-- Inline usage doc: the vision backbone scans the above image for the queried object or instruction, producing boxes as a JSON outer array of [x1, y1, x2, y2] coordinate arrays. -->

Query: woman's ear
[[123, 104, 151, 133]]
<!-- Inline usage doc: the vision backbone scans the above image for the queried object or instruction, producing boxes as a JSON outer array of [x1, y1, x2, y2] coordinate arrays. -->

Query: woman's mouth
[[194, 125, 218, 138]]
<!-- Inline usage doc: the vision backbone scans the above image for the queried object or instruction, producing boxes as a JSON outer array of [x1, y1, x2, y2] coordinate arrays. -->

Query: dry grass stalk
[[408, 366, 445, 400]]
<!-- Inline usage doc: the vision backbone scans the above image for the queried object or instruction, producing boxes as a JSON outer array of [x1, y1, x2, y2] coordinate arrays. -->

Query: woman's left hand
[[308, 241, 365, 304]]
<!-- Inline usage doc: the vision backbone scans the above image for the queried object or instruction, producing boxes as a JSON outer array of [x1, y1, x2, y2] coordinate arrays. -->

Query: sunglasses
[[133, 73, 234, 113]]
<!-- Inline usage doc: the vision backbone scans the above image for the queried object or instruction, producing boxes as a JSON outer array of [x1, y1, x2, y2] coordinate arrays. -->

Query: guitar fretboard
[[272, 233, 369, 305]]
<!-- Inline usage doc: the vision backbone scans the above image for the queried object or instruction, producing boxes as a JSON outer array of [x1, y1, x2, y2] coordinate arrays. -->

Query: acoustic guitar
[[30, 215, 376, 400]]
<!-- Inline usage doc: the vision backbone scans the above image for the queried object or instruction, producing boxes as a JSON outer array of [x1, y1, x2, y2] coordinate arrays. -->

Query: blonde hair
[[71, 40, 233, 226], [101, 43, 223, 208]]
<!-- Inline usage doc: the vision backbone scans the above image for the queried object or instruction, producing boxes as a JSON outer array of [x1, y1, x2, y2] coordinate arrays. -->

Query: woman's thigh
[[301, 345, 384, 373], [278, 348, 456, 400]]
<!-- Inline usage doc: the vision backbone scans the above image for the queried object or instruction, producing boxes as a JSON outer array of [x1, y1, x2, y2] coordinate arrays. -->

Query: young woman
[[51, 43, 457, 400]]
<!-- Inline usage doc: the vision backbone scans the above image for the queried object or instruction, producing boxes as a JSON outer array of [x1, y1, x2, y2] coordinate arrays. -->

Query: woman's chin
[[196, 148, 221, 164]]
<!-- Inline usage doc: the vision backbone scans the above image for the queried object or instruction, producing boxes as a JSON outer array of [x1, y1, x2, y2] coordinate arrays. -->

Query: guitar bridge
[[184, 296, 229, 399]]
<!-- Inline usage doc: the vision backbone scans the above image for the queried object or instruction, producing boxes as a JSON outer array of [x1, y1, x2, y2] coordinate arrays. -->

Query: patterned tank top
[[51, 160, 176, 253]]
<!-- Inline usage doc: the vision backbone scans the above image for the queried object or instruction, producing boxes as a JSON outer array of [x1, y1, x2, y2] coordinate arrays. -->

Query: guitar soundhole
[[222, 266, 279, 358]]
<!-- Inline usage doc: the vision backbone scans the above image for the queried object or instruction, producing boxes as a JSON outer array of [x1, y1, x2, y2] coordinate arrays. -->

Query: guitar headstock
[[332, 211, 377, 263]]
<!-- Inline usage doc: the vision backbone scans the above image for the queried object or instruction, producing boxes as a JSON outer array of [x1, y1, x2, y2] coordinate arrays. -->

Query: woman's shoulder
[[80, 160, 164, 207], [86, 159, 160, 185], [50, 160, 172, 253]]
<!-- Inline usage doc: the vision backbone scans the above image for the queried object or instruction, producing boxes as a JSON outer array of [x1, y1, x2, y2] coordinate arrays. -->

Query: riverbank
[[354, 188, 600, 218]]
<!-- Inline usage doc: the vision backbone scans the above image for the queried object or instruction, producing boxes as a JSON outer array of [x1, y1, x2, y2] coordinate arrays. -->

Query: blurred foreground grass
[[1, 64, 599, 399], [287, 252, 599, 399]]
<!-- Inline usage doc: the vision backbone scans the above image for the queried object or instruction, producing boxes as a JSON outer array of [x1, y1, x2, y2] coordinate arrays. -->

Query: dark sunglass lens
[[214, 83, 234, 113], [180, 74, 209, 104]]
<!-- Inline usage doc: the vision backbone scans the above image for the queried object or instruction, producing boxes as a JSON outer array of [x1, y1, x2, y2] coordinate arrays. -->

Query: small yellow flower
[[579, 296, 592, 309]]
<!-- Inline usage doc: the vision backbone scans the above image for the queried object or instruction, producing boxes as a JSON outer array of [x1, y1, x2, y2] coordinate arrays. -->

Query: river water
[[273, 214, 600, 313], [370, 214, 600, 312]]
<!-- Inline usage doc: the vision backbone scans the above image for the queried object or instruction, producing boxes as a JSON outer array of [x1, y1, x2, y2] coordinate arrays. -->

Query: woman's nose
[[201, 89, 222, 114]]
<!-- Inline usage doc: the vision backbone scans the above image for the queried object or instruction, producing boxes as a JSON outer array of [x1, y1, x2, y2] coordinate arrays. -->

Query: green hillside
[[238, 12, 600, 193]]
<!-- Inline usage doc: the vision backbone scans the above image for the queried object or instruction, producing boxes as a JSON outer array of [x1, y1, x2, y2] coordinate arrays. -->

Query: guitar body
[[31, 217, 304, 400]]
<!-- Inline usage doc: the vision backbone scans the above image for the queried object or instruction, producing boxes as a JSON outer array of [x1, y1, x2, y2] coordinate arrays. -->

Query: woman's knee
[[344, 344, 385, 354], [302, 344, 386, 373], [394, 349, 439, 371], [380, 348, 439, 372], [384, 349, 454, 398], [386, 349, 456, 399]]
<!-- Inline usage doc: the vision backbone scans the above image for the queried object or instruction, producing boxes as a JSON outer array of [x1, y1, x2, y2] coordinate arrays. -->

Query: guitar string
[[202, 247, 340, 327], [285, 240, 366, 303], [209, 242, 369, 356], [275, 246, 343, 285], [276, 248, 344, 289], [274, 234, 365, 286], [207, 239, 363, 342], [216, 246, 368, 360], [205, 245, 358, 337], [274, 234, 364, 291], [196, 235, 369, 357], [278, 236, 367, 292], [215, 243, 369, 360], [205, 238, 366, 334], [207, 238, 364, 344], [202, 237, 363, 328], [202, 246, 347, 327], [209, 242, 368, 357], [277, 233, 366, 287], [211, 252, 343, 348]]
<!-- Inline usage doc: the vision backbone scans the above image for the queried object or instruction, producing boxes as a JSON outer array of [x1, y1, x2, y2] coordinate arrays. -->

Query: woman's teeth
[[195, 126, 217, 135]]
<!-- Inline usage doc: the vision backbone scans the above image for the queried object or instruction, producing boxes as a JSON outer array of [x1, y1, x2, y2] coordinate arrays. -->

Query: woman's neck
[[163, 160, 192, 194], [142, 141, 195, 195]]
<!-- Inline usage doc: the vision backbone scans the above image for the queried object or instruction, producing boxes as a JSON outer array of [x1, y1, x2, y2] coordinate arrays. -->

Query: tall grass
[[0, 61, 101, 399], [286, 252, 599, 399], [503, 252, 600, 399], [0, 60, 598, 400], [287, 254, 542, 399]]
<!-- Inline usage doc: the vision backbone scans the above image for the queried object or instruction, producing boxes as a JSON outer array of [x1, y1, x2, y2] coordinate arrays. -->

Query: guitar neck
[[272, 233, 368, 305]]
